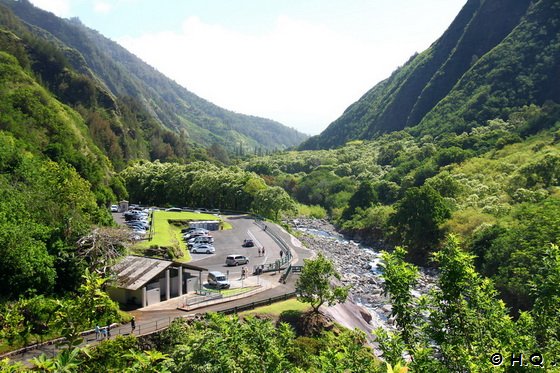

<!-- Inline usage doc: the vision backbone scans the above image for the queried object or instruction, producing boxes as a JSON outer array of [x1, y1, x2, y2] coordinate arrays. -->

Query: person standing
[[95, 325, 100, 340], [262, 247, 265, 256], [258, 247, 261, 257], [106, 322, 111, 339], [131, 317, 136, 334]]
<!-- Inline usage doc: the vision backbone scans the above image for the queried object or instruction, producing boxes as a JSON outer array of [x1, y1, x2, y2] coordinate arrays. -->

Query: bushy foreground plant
[[377, 235, 560, 371]]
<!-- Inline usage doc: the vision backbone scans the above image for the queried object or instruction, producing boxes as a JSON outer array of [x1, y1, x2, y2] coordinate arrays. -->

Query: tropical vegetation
[[0, 0, 559, 370]]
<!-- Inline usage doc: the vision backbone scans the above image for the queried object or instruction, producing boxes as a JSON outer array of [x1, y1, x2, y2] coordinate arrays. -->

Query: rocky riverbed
[[291, 218, 438, 332]]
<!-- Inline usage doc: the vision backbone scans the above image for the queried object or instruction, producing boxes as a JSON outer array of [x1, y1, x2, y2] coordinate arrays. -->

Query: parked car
[[110, 204, 118, 212], [124, 210, 147, 221], [207, 271, 230, 289], [183, 232, 204, 240], [242, 239, 254, 247], [165, 207, 182, 212], [226, 255, 249, 266], [187, 235, 214, 247], [190, 244, 215, 254], [183, 229, 209, 239], [127, 221, 149, 230]]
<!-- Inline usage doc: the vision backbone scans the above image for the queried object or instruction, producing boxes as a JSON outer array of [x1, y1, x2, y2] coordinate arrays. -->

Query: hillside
[[0, 0, 308, 153], [300, 0, 560, 149], [0, 48, 117, 296]]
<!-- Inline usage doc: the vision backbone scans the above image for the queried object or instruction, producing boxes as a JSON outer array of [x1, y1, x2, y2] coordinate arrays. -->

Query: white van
[[207, 271, 230, 289]]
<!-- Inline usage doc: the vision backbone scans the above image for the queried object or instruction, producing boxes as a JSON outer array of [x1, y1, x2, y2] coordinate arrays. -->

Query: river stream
[[291, 218, 438, 331]]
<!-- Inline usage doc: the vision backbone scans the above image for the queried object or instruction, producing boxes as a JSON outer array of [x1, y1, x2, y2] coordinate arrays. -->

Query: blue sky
[[30, 0, 467, 135]]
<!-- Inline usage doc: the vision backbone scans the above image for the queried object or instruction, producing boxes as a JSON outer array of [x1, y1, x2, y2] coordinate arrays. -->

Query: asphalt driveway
[[188, 215, 283, 278]]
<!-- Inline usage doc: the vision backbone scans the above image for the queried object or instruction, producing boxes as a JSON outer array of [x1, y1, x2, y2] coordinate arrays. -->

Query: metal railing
[[279, 264, 292, 283], [184, 292, 222, 306]]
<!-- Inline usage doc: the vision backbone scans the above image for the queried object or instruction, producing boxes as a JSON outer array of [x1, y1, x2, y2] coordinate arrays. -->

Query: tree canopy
[[295, 253, 350, 313]]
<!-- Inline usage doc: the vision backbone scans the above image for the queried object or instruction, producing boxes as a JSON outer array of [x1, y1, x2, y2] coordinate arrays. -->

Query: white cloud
[[94, 1, 112, 13], [118, 16, 414, 135], [29, 0, 71, 17]]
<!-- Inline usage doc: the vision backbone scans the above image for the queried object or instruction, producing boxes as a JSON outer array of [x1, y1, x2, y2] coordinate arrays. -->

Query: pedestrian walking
[[262, 247, 265, 256], [131, 317, 136, 333], [101, 327, 107, 339], [95, 325, 100, 340], [106, 322, 111, 338], [258, 247, 261, 257], [280, 250, 284, 259]]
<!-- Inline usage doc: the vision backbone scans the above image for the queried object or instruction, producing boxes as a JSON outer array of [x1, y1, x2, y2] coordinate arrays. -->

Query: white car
[[190, 244, 215, 254]]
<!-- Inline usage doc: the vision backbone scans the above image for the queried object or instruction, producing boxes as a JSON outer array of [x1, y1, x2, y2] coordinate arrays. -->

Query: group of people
[[257, 246, 266, 256], [94, 317, 136, 341], [94, 324, 112, 340]]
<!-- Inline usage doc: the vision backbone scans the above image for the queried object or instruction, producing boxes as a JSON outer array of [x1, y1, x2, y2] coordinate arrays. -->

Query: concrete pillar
[[165, 269, 170, 300], [178, 266, 183, 296], [142, 287, 147, 307]]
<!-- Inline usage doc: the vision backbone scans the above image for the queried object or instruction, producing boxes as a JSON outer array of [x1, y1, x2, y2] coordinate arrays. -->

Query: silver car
[[225, 254, 249, 266]]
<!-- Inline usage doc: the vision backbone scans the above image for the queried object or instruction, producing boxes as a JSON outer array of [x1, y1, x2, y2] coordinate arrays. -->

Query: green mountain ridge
[[301, 0, 559, 149], [1, 0, 308, 153]]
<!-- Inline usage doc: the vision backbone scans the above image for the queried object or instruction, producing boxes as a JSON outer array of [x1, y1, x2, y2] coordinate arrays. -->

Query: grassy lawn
[[136, 210, 229, 262], [240, 298, 310, 316]]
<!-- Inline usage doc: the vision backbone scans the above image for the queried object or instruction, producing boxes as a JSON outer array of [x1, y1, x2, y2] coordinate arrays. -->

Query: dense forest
[[0, 0, 559, 371]]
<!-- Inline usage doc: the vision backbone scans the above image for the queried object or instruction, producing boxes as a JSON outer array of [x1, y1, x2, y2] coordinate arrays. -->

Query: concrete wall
[[107, 287, 144, 306], [185, 272, 201, 293], [146, 287, 160, 306], [170, 276, 179, 297], [107, 287, 127, 304]]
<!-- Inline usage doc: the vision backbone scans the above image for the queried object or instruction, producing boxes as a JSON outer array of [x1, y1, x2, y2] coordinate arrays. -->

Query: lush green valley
[[0, 0, 559, 371]]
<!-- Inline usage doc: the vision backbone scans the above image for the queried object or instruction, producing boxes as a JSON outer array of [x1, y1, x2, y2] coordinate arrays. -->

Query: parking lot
[[113, 210, 285, 282], [188, 215, 283, 280]]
